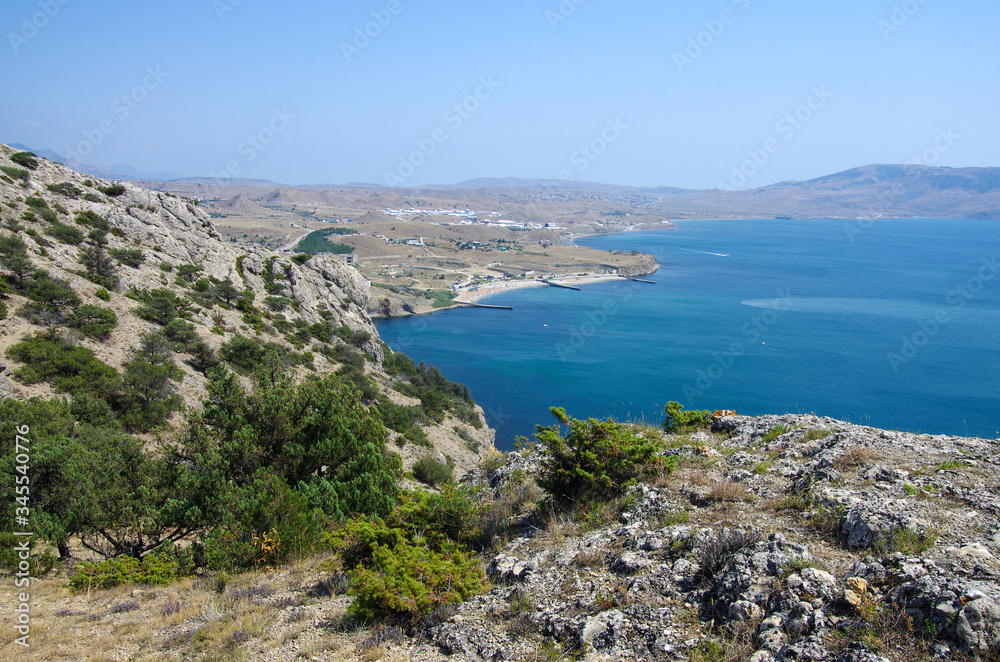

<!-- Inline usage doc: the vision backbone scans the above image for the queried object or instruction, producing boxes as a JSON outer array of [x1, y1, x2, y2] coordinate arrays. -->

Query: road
[[279, 229, 312, 252]]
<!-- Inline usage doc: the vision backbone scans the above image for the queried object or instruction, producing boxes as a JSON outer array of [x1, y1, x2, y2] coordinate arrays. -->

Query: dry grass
[[535, 509, 581, 545], [706, 478, 753, 503], [831, 446, 876, 472], [0, 552, 385, 662], [572, 547, 606, 569]]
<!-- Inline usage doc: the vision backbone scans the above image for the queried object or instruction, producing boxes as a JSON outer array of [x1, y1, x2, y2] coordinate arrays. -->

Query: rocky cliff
[[0, 144, 494, 474]]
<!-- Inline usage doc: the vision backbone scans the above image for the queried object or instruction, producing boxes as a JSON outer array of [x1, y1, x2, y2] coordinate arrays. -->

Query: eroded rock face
[[417, 416, 1000, 661], [957, 598, 1000, 651]]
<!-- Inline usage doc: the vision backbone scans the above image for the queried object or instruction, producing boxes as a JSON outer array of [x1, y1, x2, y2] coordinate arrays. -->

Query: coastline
[[401, 275, 631, 315]]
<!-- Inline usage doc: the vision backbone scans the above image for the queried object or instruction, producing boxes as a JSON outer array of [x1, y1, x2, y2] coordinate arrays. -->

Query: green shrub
[[130, 288, 189, 325], [219, 335, 267, 372], [19, 272, 81, 325], [78, 245, 119, 290], [116, 345, 184, 432], [0, 166, 29, 181], [174, 263, 203, 284], [328, 494, 486, 622], [108, 247, 145, 268], [10, 152, 39, 169], [537, 407, 664, 507], [68, 304, 118, 339], [204, 474, 326, 571], [242, 309, 264, 334], [349, 539, 484, 621], [74, 210, 109, 230], [46, 182, 82, 198], [69, 545, 193, 591], [264, 296, 290, 312], [412, 456, 452, 487], [95, 288, 111, 301], [98, 184, 126, 197], [184, 363, 398, 522], [7, 330, 121, 400], [25, 196, 47, 209], [0, 533, 56, 575], [662, 401, 713, 433], [45, 223, 85, 245]]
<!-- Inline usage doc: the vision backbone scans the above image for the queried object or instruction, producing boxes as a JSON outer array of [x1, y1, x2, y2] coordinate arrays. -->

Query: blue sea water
[[375, 219, 1000, 450]]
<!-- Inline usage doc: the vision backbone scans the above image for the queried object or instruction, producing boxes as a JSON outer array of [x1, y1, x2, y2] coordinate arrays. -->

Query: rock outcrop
[[415, 414, 1000, 660], [0, 144, 493, 475]]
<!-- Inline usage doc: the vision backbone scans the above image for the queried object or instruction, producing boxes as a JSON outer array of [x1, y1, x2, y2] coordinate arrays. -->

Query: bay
[[375, 218, 1000, 449]]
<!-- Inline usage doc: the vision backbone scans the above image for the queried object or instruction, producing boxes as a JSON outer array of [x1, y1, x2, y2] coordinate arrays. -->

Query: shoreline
[[455, 274, 628, 304], [401, 275, 631, 316]]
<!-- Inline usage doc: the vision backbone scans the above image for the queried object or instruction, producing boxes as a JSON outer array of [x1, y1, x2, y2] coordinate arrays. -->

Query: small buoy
[[543, 324, 548, 327], [761, 341, 765, 345]]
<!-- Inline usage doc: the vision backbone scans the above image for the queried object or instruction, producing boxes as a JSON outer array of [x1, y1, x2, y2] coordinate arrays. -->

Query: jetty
[[455, 301, 514, 310], [627, 277, 656, 284], [543, 280, 581, 291]]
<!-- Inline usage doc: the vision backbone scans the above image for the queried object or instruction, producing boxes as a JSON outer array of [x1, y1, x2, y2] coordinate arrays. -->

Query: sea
[[375, 218, 1000, 450]]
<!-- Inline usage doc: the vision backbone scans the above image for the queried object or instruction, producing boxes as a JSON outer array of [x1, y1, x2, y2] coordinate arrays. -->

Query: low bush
[[6, 330, 121, 400], [68, 304, 118, 339], [412, 456, 452, 487], [537, 407, 663, 507], [69, 545, 193, 591], [130, 287, 189, 325], [46, 182, 82, 198], [204, 474, 326, 572], [328, 492, 486, 622], [0, 166, 29, 181], [663, 401, 713, 433], [10, 152, 39, 169], [18, 272, 81, 325], [45, 223, 85, 245], [219, 335, 267, 373], [98, 184, 126, 197], [348, 539, 484, 621], [108, 247, 145, 268], [78, 245, 119, 290]]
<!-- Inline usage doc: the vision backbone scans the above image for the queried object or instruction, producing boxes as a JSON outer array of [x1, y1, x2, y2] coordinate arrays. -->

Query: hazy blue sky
[[3, 0, 997, 188]]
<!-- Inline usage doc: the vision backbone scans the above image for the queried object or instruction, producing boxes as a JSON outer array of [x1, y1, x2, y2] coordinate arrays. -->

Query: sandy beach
[[452, 275, 628, 305]]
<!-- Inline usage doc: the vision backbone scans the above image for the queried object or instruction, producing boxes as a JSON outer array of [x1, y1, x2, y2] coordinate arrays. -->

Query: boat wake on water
[[676, 247, 729, 257]]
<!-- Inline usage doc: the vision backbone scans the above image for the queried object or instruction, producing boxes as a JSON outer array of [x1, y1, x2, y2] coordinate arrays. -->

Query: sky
[[2, 0, 998, 189]]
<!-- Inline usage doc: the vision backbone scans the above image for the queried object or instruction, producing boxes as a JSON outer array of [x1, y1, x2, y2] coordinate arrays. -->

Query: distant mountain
[[5, 143, 184, 181]]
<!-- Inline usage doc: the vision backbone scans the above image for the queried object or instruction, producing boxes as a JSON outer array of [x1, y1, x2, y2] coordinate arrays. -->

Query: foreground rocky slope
[[3, 414, 996, 661], [430, 414, 1000, 661]]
